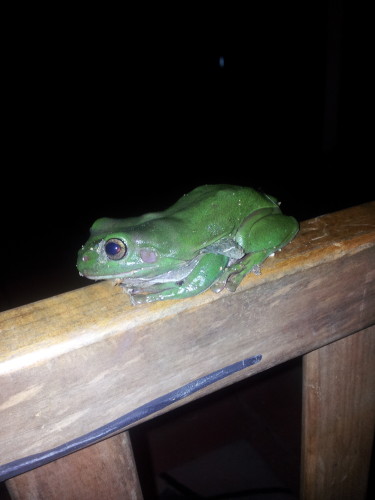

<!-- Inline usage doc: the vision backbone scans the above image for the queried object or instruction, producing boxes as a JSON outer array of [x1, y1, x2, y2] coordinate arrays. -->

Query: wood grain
[[301, 325, 375, 500], [1, 202, 374, 478]]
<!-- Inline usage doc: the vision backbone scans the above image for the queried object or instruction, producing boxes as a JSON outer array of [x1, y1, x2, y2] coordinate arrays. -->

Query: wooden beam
[[6, 432, 143, 500], [301, 325, 375, 500], [1, 202, 374, 480]]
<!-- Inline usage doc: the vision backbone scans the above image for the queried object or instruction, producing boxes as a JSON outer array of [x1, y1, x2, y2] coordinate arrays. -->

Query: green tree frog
[[77, 185, 298, 305]]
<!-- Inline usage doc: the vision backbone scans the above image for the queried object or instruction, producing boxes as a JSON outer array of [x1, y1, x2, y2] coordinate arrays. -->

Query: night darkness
[[1, 3, 373, 310]]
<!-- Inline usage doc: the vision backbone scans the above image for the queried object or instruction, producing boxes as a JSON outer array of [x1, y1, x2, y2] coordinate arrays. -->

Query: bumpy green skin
[[77, 185, 299, 305]]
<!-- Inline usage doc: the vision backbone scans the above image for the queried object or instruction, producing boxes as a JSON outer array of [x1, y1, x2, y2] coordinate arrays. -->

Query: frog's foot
[[122, 285, 172, 305], [129, 293, 152, 306], [124, 282, 173, 295], [121, 282, 174, 305]]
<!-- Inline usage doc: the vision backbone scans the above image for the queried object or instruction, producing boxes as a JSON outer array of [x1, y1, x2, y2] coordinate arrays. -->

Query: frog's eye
[[104, 238, 127, 260]]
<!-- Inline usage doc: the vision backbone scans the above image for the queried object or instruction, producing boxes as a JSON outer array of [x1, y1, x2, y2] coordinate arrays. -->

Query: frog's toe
[[226, 277, 241, 292], [210, 280, 227, 293], [226, 270, 249, 291], [129, 293, 144, 305], [251, 264, 262, 276]]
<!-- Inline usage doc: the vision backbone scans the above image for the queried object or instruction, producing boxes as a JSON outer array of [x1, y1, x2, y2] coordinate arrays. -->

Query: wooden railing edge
[[1, 201, 374, 481]]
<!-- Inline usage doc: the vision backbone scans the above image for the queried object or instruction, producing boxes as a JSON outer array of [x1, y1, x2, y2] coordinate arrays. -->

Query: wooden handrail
[[1, 202, 374, 481]]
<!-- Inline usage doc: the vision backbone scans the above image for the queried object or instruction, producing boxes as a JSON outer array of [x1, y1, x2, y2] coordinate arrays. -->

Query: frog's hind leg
[[211, 250, 270, 293], [225, 249, 273, 291], [212, 214, 298, 293]]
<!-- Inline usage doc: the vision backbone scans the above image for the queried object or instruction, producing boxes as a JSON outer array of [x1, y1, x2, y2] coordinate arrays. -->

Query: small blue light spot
[[219, 56, 224, 68]]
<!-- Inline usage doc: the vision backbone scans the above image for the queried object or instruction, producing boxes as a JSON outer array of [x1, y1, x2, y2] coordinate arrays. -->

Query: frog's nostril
[[82, 255, 89, 262]]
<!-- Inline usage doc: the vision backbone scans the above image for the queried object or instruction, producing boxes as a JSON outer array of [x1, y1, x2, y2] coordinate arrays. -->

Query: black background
[[1, 3, 373, 310]]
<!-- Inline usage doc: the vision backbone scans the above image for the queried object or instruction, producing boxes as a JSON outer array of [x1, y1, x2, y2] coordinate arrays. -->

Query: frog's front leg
[[130, 253, 228, 304]]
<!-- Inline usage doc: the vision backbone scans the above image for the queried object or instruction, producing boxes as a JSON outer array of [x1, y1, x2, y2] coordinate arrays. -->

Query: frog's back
[[92, 186, 276, 238], [149, 184, 278, 254], [164, 185, 275, 222]]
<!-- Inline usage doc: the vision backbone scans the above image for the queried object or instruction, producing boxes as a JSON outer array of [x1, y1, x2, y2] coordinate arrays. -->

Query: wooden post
[[6, 432, 143, 500], [301, 325, 375, 500]]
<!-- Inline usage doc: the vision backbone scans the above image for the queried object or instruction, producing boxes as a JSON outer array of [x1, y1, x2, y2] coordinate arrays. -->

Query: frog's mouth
[[79, 256, 202, 284], [78, 264, 156, 281]]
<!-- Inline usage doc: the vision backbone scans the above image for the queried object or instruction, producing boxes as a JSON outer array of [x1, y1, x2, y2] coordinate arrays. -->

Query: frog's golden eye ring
[[105, 238, 127, 260]]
